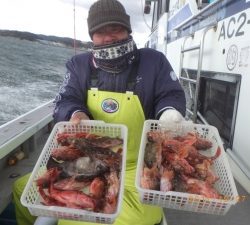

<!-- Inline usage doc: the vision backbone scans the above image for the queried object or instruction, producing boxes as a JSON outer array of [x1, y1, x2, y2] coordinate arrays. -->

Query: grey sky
[[0, 0, 152, 46]]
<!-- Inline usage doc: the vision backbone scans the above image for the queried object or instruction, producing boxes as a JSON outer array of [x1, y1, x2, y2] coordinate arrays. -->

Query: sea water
[[0, 35, 82, 125]]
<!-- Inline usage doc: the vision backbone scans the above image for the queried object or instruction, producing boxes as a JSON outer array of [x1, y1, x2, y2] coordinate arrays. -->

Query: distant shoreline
[[0, 29, 92, 50]]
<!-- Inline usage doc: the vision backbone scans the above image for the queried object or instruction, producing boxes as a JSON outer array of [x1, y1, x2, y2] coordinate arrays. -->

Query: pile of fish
[[141, 130, 222, 199], [36, 132, 123, 213]]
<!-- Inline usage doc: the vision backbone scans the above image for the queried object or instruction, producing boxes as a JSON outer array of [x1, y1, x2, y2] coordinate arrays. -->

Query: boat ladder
[[179, 24, 217, 123]]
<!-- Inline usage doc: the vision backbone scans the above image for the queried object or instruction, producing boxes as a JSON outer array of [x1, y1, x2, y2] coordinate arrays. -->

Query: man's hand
[[159, 109, 184, 123], [70, 111, 90, 124]]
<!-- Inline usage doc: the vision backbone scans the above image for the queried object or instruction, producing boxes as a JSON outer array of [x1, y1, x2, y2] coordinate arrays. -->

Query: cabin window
[[182, 70, 241, 148]]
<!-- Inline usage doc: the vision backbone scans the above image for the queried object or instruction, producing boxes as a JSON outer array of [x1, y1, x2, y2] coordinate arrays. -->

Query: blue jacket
[[53, 48, 186, 122]]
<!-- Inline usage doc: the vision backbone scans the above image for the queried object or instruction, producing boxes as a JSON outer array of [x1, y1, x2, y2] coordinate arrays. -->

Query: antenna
[[73, 0, 76, 55]]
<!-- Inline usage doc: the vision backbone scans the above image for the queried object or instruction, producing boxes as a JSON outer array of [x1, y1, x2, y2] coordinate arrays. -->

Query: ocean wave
[[0, 36, 78, 125]]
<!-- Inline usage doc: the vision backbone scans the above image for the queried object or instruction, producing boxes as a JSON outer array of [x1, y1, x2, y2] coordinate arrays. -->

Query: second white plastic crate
[[135, 120, 238, 215]]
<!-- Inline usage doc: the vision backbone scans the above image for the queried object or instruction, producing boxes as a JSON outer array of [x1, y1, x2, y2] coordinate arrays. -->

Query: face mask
[[92, 36, 138, 73]]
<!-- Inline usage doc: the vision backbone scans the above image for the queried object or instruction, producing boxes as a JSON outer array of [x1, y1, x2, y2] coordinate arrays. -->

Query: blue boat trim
[[167, 0, 250, 42]]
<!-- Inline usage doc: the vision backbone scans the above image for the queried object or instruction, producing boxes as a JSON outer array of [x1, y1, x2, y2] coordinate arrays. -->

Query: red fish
[[49, 184, 97, 210], [57, 132, 123, 148], [195, 160, 219, 184], [36, 167, 61, 187], [160, 166, 174, 192], [165, 152, 195, 174], [51, 146, 84, 161], [103, 200, 117, 214], [53, 177, 90, 191], [175, 132, 213, 150], [181, 175, 221, 199], [105, 171, 120, 204], [140, 165, 160, 190], [89, 177, 105, 199]]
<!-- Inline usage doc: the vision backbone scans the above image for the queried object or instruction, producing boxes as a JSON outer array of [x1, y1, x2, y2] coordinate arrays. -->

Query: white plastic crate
[[21, 121, 127, 224], [135, 120, 238, 215]]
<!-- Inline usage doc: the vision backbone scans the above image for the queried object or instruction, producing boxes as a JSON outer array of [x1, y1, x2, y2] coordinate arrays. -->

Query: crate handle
[[79, 120, 105, 125]]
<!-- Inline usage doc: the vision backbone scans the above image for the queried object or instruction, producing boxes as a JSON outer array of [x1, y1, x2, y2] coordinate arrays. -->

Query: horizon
[[0, 29, 92, 43]]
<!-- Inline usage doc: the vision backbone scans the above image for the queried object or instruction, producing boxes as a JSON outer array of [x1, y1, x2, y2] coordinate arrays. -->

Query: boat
[[0, 0, 249, 224]]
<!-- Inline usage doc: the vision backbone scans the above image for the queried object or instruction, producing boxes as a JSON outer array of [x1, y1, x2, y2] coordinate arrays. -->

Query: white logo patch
[[54, 72, 70, 104], [58, 72, 70, 94], [101, 98, 119, 113], [170, 71, 177, 81]]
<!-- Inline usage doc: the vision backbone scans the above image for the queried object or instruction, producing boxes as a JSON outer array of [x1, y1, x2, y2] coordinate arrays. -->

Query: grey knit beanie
[[87, 0, 132, 38]]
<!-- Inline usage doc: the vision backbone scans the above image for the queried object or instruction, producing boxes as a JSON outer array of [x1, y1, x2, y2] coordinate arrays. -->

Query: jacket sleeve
[[153, 52, 186, 118], [53, 55, 92, 122]]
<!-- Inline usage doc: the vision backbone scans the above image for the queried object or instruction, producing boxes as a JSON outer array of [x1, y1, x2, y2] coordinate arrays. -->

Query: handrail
[[0, 100, 54, 159], [193, 24, 217, 122], [179, 24, 217, 122]]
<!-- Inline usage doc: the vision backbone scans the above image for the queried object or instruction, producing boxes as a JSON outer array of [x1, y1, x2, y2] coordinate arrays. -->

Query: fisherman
[[13, 0, 186, 224]]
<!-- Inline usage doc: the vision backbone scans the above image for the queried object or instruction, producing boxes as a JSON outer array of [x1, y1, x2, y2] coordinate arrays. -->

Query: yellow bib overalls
[[58, 89, 162, 225]]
